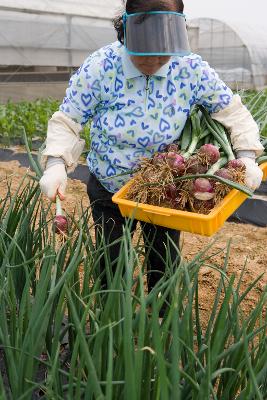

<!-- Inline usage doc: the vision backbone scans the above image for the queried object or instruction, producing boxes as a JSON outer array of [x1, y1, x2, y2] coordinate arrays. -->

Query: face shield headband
[[123, 11, 191, 56]]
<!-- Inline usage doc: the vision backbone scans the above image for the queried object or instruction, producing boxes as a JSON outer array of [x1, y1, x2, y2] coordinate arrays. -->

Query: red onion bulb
[[153, 153, 166, 166], [164, 184, 177, 200], [193, 178, 215, 200], [214, 168, 233, 181], [54, 196, 68, 234], [227, 159, 245, 169], [166, 143, 179, 152], [198, 144, 220, 165], [166, 153, 185, 175], [54, 215, 68, 234]]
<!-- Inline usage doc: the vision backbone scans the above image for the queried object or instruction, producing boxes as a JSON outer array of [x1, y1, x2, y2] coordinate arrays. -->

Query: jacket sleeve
[[40, 111, 85, 172], [211, 94, 264, 157]]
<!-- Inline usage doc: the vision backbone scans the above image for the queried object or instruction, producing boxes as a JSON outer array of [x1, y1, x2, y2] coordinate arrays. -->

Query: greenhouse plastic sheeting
[[188, 18, 267, 90], [0, 0, 123, 67], [1, 3, 267, 89], [0, 0, 123, 19]]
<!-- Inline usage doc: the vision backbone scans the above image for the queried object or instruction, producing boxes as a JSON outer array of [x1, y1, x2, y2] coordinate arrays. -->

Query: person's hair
[[113, 0, 184, 44]]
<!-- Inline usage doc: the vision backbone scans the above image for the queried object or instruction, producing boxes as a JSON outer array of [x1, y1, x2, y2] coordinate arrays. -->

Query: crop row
[[0, 177, 266, 399]]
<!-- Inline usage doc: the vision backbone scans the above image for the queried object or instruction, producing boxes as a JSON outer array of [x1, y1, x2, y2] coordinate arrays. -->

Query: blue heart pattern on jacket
[[59, 42, 233, 193]]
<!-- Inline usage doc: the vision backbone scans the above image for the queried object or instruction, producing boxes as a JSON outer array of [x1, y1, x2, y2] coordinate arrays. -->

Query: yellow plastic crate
[[262, 161, 267, 180], [112, 162, 267, 237]]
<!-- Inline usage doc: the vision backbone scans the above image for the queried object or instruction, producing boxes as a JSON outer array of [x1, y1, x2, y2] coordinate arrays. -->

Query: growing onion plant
[[0, 178, 266, 399]]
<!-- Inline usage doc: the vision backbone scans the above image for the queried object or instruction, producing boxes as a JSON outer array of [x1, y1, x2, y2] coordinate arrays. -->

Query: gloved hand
[[40, 159, 67, 201], [238, 157, 263, 191]]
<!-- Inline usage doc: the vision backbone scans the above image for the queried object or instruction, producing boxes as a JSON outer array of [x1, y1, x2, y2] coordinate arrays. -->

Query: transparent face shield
[[123, 11, 191, 56]]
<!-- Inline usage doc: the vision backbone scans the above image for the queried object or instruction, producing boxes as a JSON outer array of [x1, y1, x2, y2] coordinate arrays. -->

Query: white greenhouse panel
[[0, 0, 123, 19], [188, 18, 267, 90], [0, 9, 117, 67], [0, 11, 68, 49], [71, 17, 116, 51], [0, 3, 267, 92]]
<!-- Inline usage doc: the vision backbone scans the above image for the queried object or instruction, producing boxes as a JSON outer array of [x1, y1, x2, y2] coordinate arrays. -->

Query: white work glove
[[238, 157, 263, 191], [236, 151, 263, 191], [39, 157, 67, 201]]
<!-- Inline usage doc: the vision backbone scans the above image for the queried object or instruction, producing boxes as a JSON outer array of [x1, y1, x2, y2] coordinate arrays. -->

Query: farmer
[[40, 0, 264, 294]]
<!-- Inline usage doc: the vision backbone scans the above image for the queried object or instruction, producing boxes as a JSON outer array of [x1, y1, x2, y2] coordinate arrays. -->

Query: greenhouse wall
[[0, 9, 117, 68], [1, 4, 267, 102], [0, 0, 121, 102]]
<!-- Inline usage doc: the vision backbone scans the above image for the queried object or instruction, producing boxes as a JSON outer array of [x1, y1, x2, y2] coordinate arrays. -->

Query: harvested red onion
[[166, 151, 180, 159], [54, 196, 68, 234], [170, 197, 183, 210], [166, 143, 179, 152], [166, 153, 185, 175], [198, 144, 220, 165], [214, 168, 233, 181], [193, 178, 215, 200], [186, 156, 208, 174], [54, 215, 68, 234], [227, 159, 245, 169], [193, 199, 215, 214], [164, 184, 177, 200], [153, 153, 166, 166]]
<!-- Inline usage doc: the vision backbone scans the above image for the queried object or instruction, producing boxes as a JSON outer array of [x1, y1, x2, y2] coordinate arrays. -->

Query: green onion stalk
[[200, 106, 235, 161], [207, 156, 228, 175], [256, 155, 267, 165], [182, 110, 211, 159]]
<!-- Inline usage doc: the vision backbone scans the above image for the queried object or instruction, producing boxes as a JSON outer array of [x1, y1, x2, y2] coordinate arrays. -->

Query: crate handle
[[143, 209, 171, 217]]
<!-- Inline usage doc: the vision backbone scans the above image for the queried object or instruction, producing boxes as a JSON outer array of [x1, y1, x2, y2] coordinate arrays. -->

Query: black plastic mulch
[[1, 148, 267, 227]]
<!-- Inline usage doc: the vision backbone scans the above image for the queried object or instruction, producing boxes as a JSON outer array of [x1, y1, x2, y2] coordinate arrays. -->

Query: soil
[[0, 160, 266, 326]]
